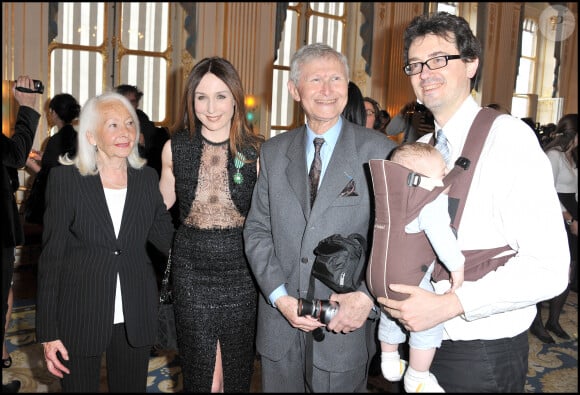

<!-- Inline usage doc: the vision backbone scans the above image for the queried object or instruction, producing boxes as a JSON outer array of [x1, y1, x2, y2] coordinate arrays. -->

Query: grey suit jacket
[[244, 118, 397, 372], [36, 164, 174, 355]]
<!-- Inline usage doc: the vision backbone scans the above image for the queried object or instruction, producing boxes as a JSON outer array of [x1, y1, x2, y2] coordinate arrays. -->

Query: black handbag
[[311, 233, 367, 293], [155, 250, 178, 351]]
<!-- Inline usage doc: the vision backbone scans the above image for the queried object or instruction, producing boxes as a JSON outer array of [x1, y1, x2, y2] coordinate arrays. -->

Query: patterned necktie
[[308, 137, 325, 207], [435, 129, 450, 165]]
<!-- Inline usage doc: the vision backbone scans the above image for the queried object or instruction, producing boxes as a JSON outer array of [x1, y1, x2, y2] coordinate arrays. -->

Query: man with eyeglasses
[[378, 11, 569, 392]]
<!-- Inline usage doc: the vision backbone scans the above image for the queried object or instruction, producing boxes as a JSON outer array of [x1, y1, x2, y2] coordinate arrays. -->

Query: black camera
[[297, 298, 339, 325], [15, 79, 44, 94]]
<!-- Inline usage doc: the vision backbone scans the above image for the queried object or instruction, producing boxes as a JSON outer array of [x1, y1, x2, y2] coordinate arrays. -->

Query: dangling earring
[[233, 152, 245, 185]]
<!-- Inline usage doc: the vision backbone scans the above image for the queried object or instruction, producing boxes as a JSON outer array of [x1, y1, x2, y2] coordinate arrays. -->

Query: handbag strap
[[159, 249, 172, 303], [161, 248, 172, 286]]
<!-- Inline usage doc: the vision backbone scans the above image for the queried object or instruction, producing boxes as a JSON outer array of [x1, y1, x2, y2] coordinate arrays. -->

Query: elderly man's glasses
[[403, 55, 462, 76]]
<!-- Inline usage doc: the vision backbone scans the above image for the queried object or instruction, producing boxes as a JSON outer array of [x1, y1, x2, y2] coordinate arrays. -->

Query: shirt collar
[[434, 96, 480, 156], [306, 117, 342, 153]]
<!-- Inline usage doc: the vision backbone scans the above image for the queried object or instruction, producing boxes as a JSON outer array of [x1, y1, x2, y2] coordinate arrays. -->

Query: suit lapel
[[118, 167, 138, 242], [310, 124, 358, 218], [285, 128, 310, 218], [80, 171, 118, 242]]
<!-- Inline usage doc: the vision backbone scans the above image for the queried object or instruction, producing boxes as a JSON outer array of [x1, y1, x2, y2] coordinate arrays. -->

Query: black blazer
[[36, 164, 174, 356], [1, 106, 40, 248]]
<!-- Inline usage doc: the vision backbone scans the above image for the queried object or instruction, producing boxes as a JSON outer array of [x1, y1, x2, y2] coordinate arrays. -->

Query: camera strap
[[304, 273, 319, 390]]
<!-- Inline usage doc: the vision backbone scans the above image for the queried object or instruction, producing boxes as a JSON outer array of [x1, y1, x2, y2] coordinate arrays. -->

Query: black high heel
[[2, 355, 12, 368], [530, 323, 555, 344], [530, 304, 555, 344], [545, 321, 571, 339], [545, 288, 571, 339]]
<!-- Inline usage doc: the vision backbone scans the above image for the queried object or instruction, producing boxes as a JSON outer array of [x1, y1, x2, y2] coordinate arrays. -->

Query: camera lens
[[297, 299, 340, 342], [318, 300, 339, 324], [297, 298, 318, 318], [297, 299, 338, 324]]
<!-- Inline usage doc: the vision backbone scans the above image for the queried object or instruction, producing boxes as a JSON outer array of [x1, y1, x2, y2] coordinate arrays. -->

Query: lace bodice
[[183, 138, 245, 229]]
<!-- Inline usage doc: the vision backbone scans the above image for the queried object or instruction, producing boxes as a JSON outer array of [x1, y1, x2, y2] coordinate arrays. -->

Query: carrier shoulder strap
[[431, 107, 501, 231], [433, 108, 513, 282]]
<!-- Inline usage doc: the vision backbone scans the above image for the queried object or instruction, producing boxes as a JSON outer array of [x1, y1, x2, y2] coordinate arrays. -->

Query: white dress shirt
[[546, 149, 578, 206], [104, 187, 127, 324], [418, 96, 570, 341]]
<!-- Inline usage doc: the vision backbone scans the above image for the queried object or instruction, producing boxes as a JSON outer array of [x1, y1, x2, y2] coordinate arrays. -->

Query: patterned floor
[[3, 292, 577, 393]]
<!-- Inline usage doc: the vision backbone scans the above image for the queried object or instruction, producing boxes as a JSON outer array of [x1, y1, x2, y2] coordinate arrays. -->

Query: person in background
[[363, 96, 381, 130], [159, 56, 264, 392], [342, 81, 367, 127], [362, 97, 391, 136], [385, 101, 434, 143], [1, 76, 41, 393], [36, 92, 174, 392], [243, 43, 397, 392], [115, 84, 169, 178], [379, 12, 569, 392], [2, 288, 14, 369], [23, 93, 81, 225], [376, 109, 392, 133], [538, 122, 557, 148], [530, 113, 578, 343]]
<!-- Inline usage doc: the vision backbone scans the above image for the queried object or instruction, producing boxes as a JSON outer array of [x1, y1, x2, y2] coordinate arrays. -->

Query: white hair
[[289, 43, 349, 85], [60, 91, 146, 175]]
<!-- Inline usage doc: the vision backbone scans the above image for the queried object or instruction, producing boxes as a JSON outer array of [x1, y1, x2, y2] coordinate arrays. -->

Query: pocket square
[[339, 178, 358, 197]]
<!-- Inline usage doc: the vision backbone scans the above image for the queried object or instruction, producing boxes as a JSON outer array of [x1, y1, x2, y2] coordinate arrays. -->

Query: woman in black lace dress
[[159, 57, 264, 392]]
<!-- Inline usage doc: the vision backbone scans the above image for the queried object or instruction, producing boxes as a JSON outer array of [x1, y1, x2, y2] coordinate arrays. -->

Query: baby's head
[[390, 142, 447, 181]]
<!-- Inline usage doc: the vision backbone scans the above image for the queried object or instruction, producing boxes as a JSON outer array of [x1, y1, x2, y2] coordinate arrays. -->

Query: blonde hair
[[60, 92, 146, 175]]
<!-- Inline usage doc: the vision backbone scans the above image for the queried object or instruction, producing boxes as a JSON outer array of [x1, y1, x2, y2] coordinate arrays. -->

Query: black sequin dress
[[170, 129, 258, 392]]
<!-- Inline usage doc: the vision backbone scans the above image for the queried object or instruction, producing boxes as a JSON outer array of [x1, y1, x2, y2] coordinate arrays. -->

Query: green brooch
[[233, 152, 245, 184]]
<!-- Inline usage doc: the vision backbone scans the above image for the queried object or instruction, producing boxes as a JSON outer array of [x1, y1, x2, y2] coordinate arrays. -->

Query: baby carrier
[[366, 107, 515, 302]]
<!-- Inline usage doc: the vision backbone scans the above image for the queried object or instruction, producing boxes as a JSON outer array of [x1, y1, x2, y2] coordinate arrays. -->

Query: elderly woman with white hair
[[36, 92, 175, 392]]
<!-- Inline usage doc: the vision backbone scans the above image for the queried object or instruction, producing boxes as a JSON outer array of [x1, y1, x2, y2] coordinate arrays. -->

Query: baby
[[377, 142, 464, 393]]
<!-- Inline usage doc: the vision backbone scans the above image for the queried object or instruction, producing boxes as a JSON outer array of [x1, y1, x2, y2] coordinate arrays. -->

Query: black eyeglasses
[[403, 55, 462, 76]]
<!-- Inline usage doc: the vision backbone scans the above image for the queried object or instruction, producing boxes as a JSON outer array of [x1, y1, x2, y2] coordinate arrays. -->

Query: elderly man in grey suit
[[244, 43, 397, 392]]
